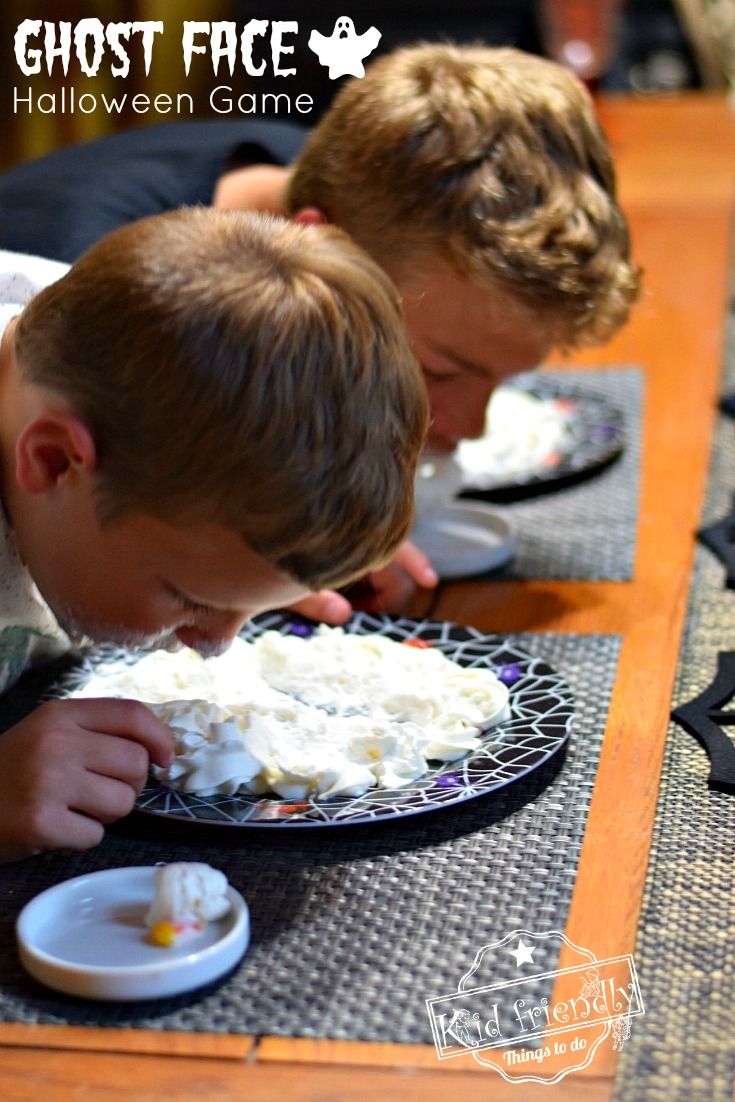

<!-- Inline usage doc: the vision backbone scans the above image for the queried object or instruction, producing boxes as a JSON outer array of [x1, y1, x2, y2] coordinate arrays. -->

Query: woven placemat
[[0, 632, 619, 1041], [614, 310, 735, 1099], [492, 366, 643, 582]]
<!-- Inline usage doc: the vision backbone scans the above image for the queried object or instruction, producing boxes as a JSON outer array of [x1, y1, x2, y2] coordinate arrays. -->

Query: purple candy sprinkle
[[498, 663, 522, 686], [592, 424, 618, 440], [287, 620, 315, 638], [436, 774, 462, 788]]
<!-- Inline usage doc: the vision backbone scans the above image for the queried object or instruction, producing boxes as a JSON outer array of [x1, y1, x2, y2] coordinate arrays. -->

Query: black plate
[[135, 613, 575, 828], [457, 377, 626, 503]]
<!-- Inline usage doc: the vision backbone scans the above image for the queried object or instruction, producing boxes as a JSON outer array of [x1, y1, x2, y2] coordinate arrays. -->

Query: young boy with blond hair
[[0, 208, 427, 861]]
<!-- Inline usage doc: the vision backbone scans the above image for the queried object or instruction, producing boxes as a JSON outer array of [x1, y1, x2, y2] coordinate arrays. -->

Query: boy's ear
[[291, 207, 329, 227], [15, 413, 97, 494]]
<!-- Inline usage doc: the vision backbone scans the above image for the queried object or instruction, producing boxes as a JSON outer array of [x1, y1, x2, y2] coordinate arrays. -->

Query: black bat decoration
[[718, 391, 735, 419], [697, 494, 735, 589], [672, 651, 735, 794]]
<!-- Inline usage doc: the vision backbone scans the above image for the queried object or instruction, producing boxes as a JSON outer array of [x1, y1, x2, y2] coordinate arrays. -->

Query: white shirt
[[0, 250, 71, 692]]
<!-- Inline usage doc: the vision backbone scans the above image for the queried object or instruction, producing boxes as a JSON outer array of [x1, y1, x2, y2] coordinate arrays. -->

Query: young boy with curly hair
[[0, 208, 427, 860]]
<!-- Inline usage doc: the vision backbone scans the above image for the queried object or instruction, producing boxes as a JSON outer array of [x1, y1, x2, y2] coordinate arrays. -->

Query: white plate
[[16, 866, 249, 1001], [411, 501, 516, 578]]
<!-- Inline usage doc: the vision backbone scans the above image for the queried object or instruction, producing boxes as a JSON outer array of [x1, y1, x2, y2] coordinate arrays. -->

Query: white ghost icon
[[308, 16, 381, 79]]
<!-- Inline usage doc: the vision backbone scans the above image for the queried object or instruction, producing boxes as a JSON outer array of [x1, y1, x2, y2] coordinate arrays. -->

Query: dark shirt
[[0, 120, 309, 263]]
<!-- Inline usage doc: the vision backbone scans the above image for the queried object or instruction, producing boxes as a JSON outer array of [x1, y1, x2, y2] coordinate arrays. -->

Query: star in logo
[[308, 16, 381, 80], [509, 937, 536, 967]]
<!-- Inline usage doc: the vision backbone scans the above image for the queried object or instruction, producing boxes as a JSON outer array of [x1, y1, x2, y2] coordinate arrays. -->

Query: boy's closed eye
[[164, 583, 213, 617]]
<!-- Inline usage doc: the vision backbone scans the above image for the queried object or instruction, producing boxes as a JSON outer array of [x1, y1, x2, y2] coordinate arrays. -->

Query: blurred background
[[1, 0, 733, 169]]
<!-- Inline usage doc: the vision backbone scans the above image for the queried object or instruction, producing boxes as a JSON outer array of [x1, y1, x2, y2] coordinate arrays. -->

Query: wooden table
[[1, 95, 734, 1101]]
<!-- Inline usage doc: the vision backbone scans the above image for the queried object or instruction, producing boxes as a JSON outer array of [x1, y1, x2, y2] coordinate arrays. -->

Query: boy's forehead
[[395, 258, 555, 378]]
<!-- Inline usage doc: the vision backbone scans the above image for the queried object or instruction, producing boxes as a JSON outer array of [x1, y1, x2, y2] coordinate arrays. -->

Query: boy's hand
[[0, 698, 173, 862], [288, 541, 439, 624]]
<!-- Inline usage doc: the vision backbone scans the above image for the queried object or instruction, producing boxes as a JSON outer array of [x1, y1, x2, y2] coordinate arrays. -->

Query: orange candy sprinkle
[[149, 920, 204, 947], [149, 921, 178, 948]]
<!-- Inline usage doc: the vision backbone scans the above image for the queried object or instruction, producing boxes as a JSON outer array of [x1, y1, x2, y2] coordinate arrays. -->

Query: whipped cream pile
[[75, 627, 511, 800], [457, 387, 569, 482], [146, 862, 231, 947]]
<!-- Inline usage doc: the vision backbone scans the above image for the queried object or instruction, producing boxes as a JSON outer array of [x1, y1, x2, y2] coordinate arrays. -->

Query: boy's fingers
[[283, 545, 437, 624], [71, 775, 139, 824], [62, 813, 107, 851], [51, 698, 174, 768], [390, 540, 439, 588], [23, 804, 105, 856], [84, 736, 150, 789], [286, 590, 352, 625]]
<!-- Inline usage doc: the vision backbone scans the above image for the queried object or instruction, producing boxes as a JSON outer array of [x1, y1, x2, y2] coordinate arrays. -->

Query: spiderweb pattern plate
[[458, 377, 626, 502], [135, 613, 575, 828]]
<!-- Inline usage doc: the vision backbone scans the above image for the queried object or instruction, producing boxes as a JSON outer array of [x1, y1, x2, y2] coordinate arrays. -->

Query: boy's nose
[[430, 383, 495, 450], [175, 610, 249, 656]]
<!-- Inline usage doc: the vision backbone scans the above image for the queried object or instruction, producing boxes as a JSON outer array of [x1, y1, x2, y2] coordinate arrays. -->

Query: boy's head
[[288, 43, 640, 449], [7, 209, 427, 652]]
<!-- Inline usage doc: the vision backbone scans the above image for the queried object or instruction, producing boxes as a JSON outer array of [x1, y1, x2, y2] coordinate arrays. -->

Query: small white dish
[[411, 501, 516, 579], [414, 450, 466, 514], [16, 866, 249, 1001]]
